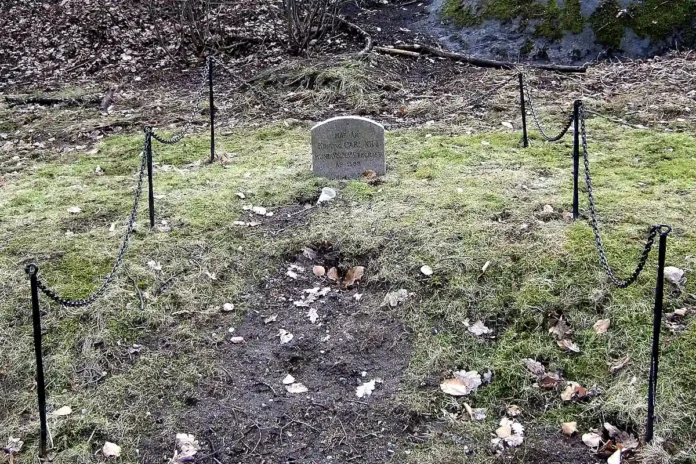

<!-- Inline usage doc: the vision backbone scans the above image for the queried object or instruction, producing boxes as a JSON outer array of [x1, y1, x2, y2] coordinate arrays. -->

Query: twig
[[330, 14, 373, 58]]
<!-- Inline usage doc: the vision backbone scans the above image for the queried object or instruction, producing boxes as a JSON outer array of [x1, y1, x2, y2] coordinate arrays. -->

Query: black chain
[[523, 74, 574, 142], [25, 137, 149, 307], [579, 104, 671, 288], [150, 59, 210, 145]]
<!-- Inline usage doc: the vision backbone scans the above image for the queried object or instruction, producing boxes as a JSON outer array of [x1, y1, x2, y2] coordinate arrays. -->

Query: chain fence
[[578, 104, 671, 287], [150, 59, 211, 144], [523, 74, 574, 142], [26, 137, 149, 306]]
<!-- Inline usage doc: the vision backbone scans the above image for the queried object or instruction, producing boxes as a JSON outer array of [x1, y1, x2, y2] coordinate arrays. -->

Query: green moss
[[629, 0, 696, 43], [589, 0, 626, 49], [441, 0, 480, 27], [534, 0, 563, 41], [560, 0, 584, 34]]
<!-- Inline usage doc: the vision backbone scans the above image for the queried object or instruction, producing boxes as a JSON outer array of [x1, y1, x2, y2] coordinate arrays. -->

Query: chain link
[[523, 74, 574, 142], [150, 59, 210, 145], [579, 104, 670, 288], [25, 136, 149, 307]]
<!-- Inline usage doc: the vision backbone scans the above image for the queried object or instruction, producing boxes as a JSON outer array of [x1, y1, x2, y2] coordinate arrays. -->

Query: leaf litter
[[440, 370, 482, 396]]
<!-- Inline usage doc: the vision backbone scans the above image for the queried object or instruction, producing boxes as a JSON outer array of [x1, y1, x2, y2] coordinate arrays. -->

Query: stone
[[311, 116, 385, 179]]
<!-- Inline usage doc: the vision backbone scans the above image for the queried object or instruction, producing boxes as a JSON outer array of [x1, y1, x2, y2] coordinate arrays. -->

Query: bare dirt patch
[[139, 245, 417, 463]]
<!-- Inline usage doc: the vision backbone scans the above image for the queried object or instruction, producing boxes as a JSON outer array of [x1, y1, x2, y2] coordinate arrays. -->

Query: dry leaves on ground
[[440, 370, 482, 397], [593, 318, 611, 334], [102, 442, 121, 459], [492, 417, 524, 448], [381, 289, 409, 307], [467, 320, 492, 336]]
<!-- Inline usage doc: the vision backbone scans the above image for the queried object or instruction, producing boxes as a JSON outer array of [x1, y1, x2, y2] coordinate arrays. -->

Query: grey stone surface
[[311, 116, 385, 179]]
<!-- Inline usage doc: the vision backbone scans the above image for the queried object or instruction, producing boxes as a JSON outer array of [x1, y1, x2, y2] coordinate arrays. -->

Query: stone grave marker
[[311, 116, 385, 179]]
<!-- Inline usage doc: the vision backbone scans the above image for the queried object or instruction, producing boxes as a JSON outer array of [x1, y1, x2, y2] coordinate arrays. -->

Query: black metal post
[[572, 100, 580, 219], [519, 73, 528, 148], [27, 264, 48, 458], [145, 129, 155, 228], [646, 230, 668, 443], [208, 57, 215, 163]]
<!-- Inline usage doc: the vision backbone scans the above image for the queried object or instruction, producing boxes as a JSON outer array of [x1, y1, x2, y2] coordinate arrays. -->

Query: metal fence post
[[519, 73, 528, 148], [208, 57, 215, 163], [646, 228, 668, 443], [145, 128, 155, 228], [572, 100, 580, 219], [26, 264, 48, 458]]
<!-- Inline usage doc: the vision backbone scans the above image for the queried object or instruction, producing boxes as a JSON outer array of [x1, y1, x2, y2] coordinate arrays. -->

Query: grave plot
[[2, 37, 696, 464]]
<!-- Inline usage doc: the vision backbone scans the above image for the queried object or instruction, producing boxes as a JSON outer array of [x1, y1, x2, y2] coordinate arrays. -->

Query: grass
[[1, 114, 695, 463]]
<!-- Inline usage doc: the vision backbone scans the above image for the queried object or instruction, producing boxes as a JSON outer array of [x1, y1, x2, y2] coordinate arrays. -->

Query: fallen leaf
[[494, 418, 524, 447], [557, 339, 580, 353], [283, 374, 295, 385], [507, 405, 522, 417], [609, 356, 630, 374], [307, 308, 318, 323], [582, 432, 602, 448], [286, 270, 299, 279], [102, 442, 121, 458], [523, 359, 546, 377], [549, 318, 573, 339], [327, 267, 339, 281], [593, 318, 611, 334], [252, 206, 267, 216], [381, 289, 409, 307], [664, 266, 685, 285], [561, 382, 590, 401], [52, 406, 72, 416], [468, 320, 491, 336], [343, 266, 365, 288], [67, 206, 81, 214], [230, 337, 244, 344], [440, 370, 482, 396], [420, 265, 433, 276], [313, 265, 326, 276], [174, 433, 200, 463], [303, 247, 318, 260], [264, 314, 277, 324], [222, 303, 234, 312], [278, 329, 293, 344], [538, 373, 564, 389], [147, 260, 162, 271], [362, 170, 377, 180], [607, 449, 622, 464], [356, 379, 378, 398], [501, 121, 514, 129], [317, 187, 337, 204], [235, 192, 246, 199], [4, 437, 23, 455], [481, 261, 491, 273], [604, 423, 638, 450], [285, 383, 308, 394], [561, 422, 578, 436]]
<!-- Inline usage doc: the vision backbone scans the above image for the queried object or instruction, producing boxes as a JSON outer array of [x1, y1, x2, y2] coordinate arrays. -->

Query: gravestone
[[311, 116, 385, 179]]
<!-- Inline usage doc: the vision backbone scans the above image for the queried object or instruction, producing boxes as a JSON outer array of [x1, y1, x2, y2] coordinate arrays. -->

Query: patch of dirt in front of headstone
[[140, 245, 418, 463]]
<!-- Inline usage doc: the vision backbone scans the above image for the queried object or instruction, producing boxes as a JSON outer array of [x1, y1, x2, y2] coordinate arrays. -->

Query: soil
[[139, 244, 418, 463]]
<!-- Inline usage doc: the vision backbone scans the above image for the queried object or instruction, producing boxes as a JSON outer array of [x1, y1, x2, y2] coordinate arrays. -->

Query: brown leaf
[[593, 318, 611, 334], [557, 339, 580, 353], [561, 422, 578, 436], [313, 265, 326, 277], [561, 382, 590, 401], [343, 266, 365, 288], [362, 170, 377, 180], [549, 318, 573, 339], [523, 359, 545, 377], [539, 373, 564, 389], [327, 267, 339, 281]]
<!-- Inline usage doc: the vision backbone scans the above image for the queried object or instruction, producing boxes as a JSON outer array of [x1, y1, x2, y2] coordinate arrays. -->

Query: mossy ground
[[1, 98, 696, 462], [441, 0, 696, 48]]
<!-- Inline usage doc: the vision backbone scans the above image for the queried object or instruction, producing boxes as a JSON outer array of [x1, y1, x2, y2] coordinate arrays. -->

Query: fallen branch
[[374, 46, 421, 58], [389, 44, 588, 73], [330, 15, 373, 58], [5, 94, 102, 107]]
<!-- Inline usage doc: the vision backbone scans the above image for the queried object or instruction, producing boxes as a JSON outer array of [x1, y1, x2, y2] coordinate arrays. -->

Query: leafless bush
[[283, 0, 341, 54]]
